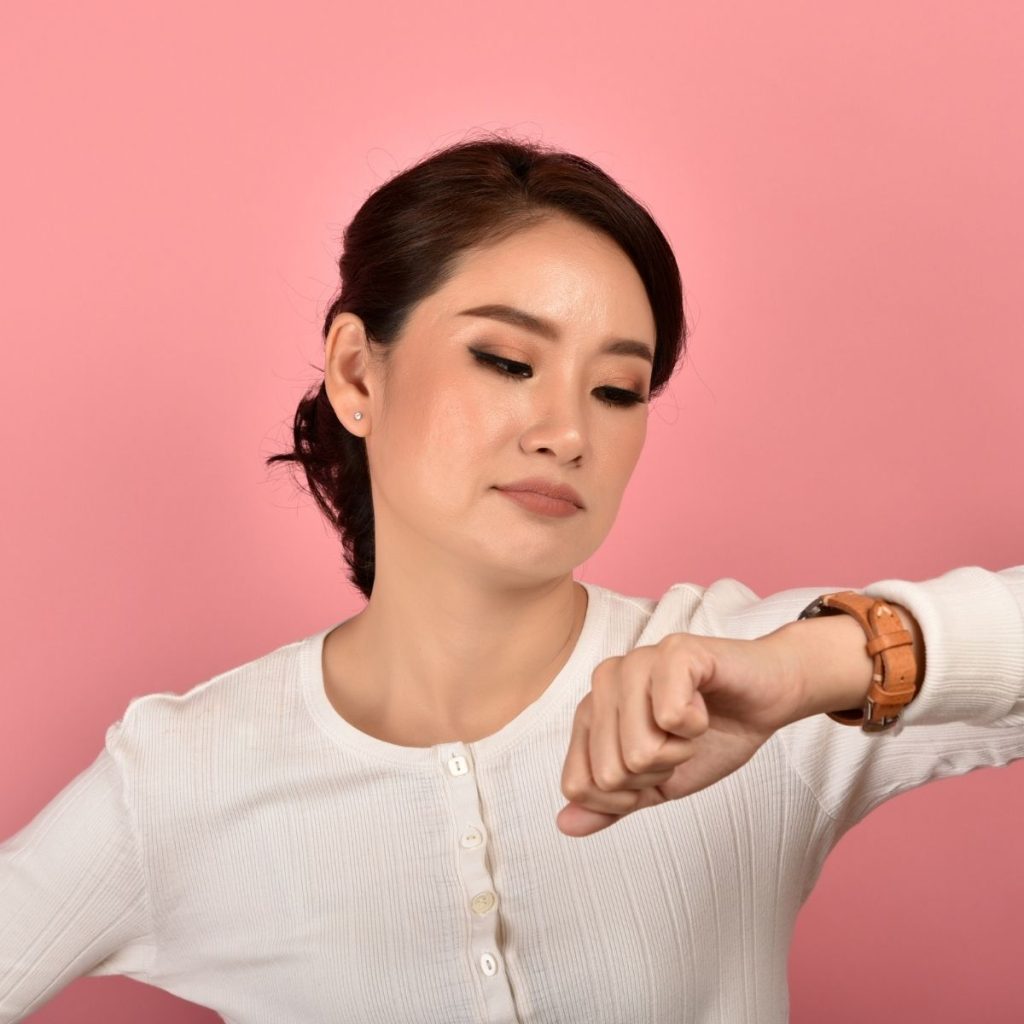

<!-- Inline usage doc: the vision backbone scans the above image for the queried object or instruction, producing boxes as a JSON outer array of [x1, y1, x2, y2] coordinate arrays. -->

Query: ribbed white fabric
[[2, 565, 1023, 1024]]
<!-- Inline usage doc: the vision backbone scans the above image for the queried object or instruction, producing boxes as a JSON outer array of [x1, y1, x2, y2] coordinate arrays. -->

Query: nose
[[517, 385, 587, 463]]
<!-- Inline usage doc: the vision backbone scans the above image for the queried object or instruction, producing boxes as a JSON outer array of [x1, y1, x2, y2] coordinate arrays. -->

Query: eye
[[469, 348, 648, 408], [470, 349, 532, 378]]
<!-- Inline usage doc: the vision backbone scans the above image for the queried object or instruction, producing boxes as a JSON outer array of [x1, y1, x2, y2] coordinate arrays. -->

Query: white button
[[447, 754, 469, 776], [479, 952, 498, 976], [460, 826, 483, 848], [471, 891, 496, 915]]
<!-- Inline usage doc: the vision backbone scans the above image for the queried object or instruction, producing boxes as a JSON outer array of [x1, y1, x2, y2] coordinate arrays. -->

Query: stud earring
[[353, 411, 363, 421]]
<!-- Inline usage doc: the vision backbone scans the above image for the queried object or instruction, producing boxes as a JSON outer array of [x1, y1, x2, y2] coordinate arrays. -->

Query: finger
[[619, 656, 697, 775], [650, 645, 711, 740], [561, 695, 595, 807], [563, 694, 633, 813], [561, 678, 641, 815], [589, 660, 669, 802], [558, 784, 670, 838], [556, 799, 622, 838]]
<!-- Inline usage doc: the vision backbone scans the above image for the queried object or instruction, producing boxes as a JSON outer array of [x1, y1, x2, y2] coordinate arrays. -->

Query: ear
[[323, 313, 375, 435]]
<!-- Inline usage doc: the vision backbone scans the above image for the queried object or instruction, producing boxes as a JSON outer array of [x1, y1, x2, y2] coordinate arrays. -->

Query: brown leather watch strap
[[797, 590, 919, 733]]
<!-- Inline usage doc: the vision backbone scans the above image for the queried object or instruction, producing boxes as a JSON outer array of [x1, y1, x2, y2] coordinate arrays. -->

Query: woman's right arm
[[0, 725, 156, 1023]]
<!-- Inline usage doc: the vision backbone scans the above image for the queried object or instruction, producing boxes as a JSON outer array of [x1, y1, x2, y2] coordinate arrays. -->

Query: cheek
[[383, 377, 500, 494], [422, 379, 504, 453], [593, 422, 647, 508], [597, 414, 647, 465]]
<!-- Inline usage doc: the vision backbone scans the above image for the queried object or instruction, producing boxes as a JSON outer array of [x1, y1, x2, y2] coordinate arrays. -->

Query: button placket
[[439, 744, 519, 1022]]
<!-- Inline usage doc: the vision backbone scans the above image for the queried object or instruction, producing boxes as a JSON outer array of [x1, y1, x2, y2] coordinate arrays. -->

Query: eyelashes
[[468, 348, 647, 409]]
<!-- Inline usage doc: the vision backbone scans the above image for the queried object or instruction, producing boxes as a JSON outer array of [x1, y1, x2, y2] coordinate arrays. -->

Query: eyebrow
[[455, 303, 654, 365]]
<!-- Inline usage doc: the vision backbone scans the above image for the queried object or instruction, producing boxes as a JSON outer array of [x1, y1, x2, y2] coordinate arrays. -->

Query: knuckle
[[593, 766, 620, 792], [622, 748, 650, 773], [697, 647, 717, 678], [652, 703, 685, 732], [659, 632, 690, 652], [562, 775, 587, 802]]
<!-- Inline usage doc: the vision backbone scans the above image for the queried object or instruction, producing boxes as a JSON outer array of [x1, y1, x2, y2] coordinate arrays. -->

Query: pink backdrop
[[2, 1, 1022, 1020]]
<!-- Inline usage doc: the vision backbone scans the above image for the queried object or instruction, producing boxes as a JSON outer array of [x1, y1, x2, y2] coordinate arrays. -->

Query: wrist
[[777, 600, 923, 725], [776, 613, 875, 723]]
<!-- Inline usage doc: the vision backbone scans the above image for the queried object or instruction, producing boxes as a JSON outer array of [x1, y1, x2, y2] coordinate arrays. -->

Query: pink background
[[2, 1, 1022, 1020]]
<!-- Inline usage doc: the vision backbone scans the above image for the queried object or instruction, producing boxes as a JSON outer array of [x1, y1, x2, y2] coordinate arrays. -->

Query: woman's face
[[329, 214, 657, 587]]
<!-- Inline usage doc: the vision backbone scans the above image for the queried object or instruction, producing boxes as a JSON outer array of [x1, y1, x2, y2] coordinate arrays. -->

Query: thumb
[[556, 801, 619, 837]]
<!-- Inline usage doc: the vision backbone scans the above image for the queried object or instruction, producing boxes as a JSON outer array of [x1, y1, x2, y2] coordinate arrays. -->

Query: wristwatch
[[797, 590, 920, 733]]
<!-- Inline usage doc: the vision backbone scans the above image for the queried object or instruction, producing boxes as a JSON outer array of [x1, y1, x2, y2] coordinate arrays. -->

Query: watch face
[[798, 596, 844, 620], [798, 597, 826, 619]]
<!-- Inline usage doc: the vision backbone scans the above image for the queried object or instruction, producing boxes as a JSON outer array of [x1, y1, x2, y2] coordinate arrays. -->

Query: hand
[[557, 628, 804, 838]]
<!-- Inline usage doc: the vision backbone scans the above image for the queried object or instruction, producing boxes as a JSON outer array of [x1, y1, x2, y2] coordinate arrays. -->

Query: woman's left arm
[[772, 564, 1024, 832], [780, 564, 1024, 730]]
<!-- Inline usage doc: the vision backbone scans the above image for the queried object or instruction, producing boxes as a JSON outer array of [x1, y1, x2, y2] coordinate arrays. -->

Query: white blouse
[[2, 565, 1023, 1023]]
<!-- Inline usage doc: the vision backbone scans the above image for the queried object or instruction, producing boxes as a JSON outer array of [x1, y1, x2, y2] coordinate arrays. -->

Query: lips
[[495, 477, 585, 509]]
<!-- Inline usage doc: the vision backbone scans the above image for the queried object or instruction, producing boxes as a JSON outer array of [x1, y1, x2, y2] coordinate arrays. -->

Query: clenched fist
[[557, 628, 805, 838]]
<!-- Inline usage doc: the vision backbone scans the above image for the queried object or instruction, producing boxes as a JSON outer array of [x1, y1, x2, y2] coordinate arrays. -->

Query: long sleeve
[[695, 564, 1024, 831], [784, 564, 1024, 831], [0, 721, 157, 1024]]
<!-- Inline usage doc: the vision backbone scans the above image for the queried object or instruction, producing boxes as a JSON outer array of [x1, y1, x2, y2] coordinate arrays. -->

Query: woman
[[2, 135, 1022, 1024]]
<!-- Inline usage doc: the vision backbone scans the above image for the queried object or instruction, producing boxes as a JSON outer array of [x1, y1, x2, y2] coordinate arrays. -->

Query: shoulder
[[591, 579, 707, 646], [594, 576, 841, 643], [104, 632, 310, 777]]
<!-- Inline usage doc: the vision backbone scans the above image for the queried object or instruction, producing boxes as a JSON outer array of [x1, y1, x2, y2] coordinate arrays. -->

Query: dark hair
[[265, 131, 689, 601]]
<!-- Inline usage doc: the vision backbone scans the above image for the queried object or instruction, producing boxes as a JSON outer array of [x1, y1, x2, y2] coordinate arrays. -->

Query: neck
[[324, 566, 588, 745]]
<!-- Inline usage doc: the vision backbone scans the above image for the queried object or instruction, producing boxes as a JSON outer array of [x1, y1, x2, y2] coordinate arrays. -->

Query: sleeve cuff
[[861, 565, 1024, 726]]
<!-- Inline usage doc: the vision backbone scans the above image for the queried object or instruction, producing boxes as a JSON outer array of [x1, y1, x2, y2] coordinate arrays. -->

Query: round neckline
[[300, 579, 607, 767]]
